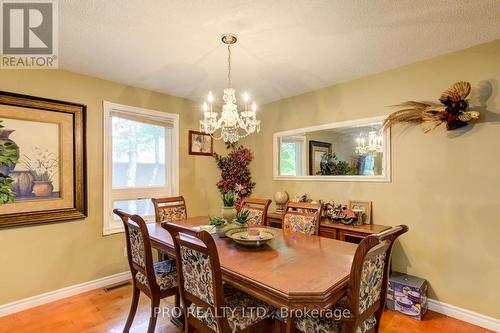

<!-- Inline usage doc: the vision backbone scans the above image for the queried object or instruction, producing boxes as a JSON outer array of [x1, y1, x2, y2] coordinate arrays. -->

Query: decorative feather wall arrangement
[[383, 81, 480, 132]]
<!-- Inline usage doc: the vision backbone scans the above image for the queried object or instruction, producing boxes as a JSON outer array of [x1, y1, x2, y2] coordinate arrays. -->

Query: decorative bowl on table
[[226, 227, 275, 247]]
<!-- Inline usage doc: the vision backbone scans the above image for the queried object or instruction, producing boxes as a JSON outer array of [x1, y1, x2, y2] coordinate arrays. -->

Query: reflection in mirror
[[275, 117, 390, 181]]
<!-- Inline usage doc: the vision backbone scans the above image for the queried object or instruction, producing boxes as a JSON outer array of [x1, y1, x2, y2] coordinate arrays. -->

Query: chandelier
[[355, 131, 383, 155], [199, 33, 260, 143]]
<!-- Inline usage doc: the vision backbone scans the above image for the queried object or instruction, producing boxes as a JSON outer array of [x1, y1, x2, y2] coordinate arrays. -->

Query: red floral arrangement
[[213, 145, 256, 199]]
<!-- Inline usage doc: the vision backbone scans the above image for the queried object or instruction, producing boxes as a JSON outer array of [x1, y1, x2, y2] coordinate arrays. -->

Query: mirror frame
[[273, 116, 391, 182]]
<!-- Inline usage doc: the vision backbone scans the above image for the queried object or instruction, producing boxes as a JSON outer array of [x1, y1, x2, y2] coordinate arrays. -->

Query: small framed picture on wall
[[348, 200, 372, 224], [189, 130, 213, 156], [309, 140, 332, 175]]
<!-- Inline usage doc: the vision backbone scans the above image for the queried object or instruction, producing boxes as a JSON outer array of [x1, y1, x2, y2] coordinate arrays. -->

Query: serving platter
[[226, 227, 275, 247]]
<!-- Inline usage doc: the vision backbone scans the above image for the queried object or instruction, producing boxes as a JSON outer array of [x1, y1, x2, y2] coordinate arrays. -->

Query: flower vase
[[221, 206, 237, 221], [10, 171, 34, 197], [32, 181, 54, 197]]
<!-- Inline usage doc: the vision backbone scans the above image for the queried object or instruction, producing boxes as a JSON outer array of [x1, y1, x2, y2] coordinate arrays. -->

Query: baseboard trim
[[428, 298, 500, 332], [1, 275, 499, 332], [0, 271, 131, 318]]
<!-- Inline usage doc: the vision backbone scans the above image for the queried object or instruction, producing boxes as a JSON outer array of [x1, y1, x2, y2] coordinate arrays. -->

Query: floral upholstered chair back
[[113, 209, 157, 289], [152, 196, 187, 223], [282, 201, 322, 235], [344, 225, 408, 333], [164, 224, 231, 333], [240, 197, 271, 226]]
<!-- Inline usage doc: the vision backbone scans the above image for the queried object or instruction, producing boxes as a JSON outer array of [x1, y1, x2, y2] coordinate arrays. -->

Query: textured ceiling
[[59, 0, 500, 105]]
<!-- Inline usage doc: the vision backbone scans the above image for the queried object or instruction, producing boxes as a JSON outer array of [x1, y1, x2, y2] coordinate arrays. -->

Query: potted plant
[[213, 145, 256, 199], [209, 209, 250, 238], [20, 147, 58, 197], [209, 216, 229, 237], [233, 209, 250, 226], [221, 191, 238, 220], [318, 152, 352, 175]]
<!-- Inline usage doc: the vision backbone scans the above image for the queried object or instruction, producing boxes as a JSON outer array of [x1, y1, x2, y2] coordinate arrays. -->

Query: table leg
[[170, 294, 184, 330]]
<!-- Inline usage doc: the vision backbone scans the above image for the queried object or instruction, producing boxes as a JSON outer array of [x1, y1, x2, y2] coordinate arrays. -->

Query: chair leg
[[123, 286, 140, 333], [175, 293, 181, 308], [186, 323, 195, 333], [169, 292, 185, 330], [147, 297, 161, 333], [285, 315, 294, 333]]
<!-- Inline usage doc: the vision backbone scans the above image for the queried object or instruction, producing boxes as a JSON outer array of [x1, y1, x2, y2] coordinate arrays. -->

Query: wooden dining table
[[147, 216, 358, 332]]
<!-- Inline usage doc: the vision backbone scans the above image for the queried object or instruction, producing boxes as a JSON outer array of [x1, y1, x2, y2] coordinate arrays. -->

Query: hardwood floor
[[0, 283, 493, 333]]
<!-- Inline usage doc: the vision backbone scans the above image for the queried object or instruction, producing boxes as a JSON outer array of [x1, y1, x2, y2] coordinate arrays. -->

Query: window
[[103, 102, 179, 235], [280, 136, 305, 176]]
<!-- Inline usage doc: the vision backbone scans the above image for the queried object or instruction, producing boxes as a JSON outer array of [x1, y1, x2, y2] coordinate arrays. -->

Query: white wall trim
[[428, 298, 500, 332], [0, 271, 131, 318], [1, 274, 499, 332]]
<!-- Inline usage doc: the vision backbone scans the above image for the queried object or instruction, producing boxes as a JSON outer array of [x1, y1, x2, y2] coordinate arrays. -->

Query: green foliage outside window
[[280, 143, 297, 175]]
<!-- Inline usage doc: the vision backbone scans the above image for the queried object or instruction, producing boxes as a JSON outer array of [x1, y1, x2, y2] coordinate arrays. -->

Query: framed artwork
[[309, 140, 332, 175], [348, 200, 372, 224], [0, 91, 87, 228], [188, 130, 213, 156]]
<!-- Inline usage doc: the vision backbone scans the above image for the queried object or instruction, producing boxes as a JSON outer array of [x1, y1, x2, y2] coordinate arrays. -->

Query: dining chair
[[294, 225, 409, 333], [163, 222, 275, 333], [113, 209, 179, 333], [152, 196, 187, 223], [282, 201, 322, 235], [152, 196, 188, 263], [239, 197, 272, 226]]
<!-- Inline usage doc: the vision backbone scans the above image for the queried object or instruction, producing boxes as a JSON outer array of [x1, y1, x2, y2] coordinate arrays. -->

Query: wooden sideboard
[[267, 211, 390, 244]]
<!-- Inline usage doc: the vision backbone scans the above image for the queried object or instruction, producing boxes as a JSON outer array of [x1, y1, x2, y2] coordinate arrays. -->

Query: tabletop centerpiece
[[209, 208, 250, 238], [226, 226, 275, 247]]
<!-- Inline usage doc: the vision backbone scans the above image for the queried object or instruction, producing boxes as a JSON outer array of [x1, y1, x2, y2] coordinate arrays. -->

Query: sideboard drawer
[[318, 227, 337, 239], [338, 230, 366, 244], [267, 217, 283, 228]]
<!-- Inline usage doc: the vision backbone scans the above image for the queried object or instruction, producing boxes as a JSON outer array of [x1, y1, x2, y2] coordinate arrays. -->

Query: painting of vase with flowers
[[19, 146, 59, 198], [0, 91, 86, 229], [0, 118, 60, 200]]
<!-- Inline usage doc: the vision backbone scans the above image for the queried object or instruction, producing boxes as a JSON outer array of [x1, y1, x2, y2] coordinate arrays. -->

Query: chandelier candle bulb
[[244, 92, 249, 110]]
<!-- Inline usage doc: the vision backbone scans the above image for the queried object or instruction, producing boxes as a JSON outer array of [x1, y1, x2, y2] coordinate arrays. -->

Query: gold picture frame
[[0, 91, 87, 228], [348, 200, 372, 224]]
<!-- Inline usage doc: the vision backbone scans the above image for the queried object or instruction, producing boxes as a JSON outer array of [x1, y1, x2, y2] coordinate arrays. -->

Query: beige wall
[[1, 39, 499, 320], [0, 69, 222, 304], [245, 39, 500, 318]]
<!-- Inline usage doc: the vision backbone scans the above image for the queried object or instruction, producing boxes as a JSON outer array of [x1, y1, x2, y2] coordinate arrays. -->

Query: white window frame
[[279, 136, 306, 176], [102, 101, 179, 235]]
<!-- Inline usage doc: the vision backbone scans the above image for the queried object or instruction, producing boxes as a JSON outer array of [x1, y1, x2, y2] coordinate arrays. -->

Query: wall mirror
[[273, 116, 390, 182]]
